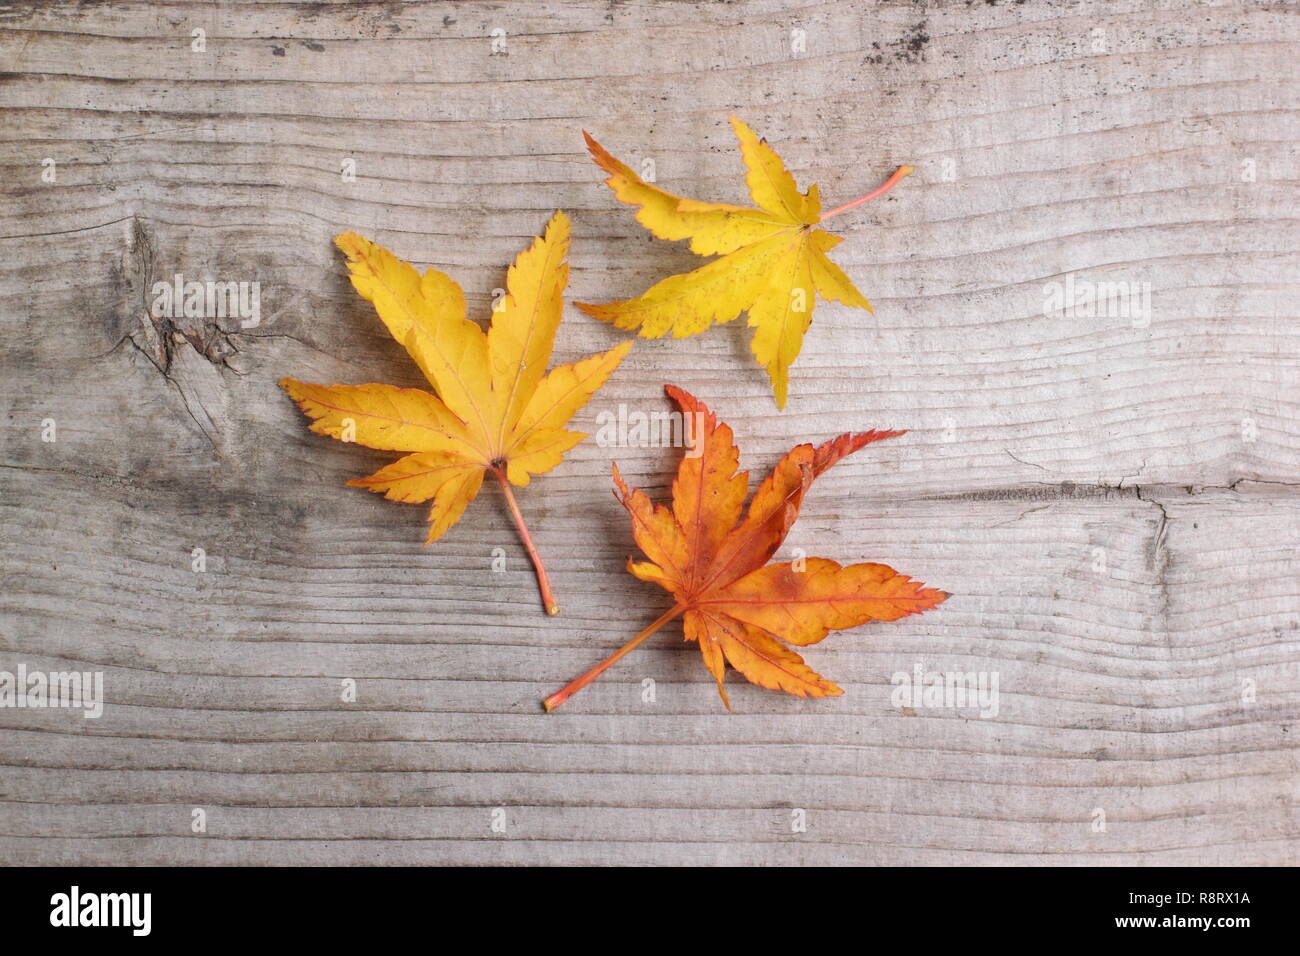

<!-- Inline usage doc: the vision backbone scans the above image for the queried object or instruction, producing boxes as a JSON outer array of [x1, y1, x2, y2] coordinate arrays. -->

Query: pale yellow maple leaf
[[577, 117, 912, 409]]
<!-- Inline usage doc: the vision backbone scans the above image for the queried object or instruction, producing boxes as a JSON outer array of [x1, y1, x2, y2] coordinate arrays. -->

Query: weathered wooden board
[[0, 0, 1296, 866]]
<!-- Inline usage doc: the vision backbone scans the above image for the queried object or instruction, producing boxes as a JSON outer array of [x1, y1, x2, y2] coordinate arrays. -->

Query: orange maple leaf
[[280, 212, 631, 616], [543, 386, 948, 711]]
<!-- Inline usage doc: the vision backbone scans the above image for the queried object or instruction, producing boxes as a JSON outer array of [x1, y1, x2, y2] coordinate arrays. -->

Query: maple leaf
[[543, 386, 947, 711], [576, 117, 913, 410], [280, 212, 631, 616]]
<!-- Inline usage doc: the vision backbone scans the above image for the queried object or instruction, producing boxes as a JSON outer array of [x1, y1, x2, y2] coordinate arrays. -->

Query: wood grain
[[0, 0, 1296, 865]]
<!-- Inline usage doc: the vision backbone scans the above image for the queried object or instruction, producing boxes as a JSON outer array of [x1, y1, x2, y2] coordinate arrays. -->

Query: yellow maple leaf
[[280, 212, 631, 616], [576, 116, 913, 409]]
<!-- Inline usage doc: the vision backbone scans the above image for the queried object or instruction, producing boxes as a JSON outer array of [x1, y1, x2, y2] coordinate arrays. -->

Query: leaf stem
[[492, 468, 560, 616], [542, 605, 685, 712], [818, 165, 915, 222]]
